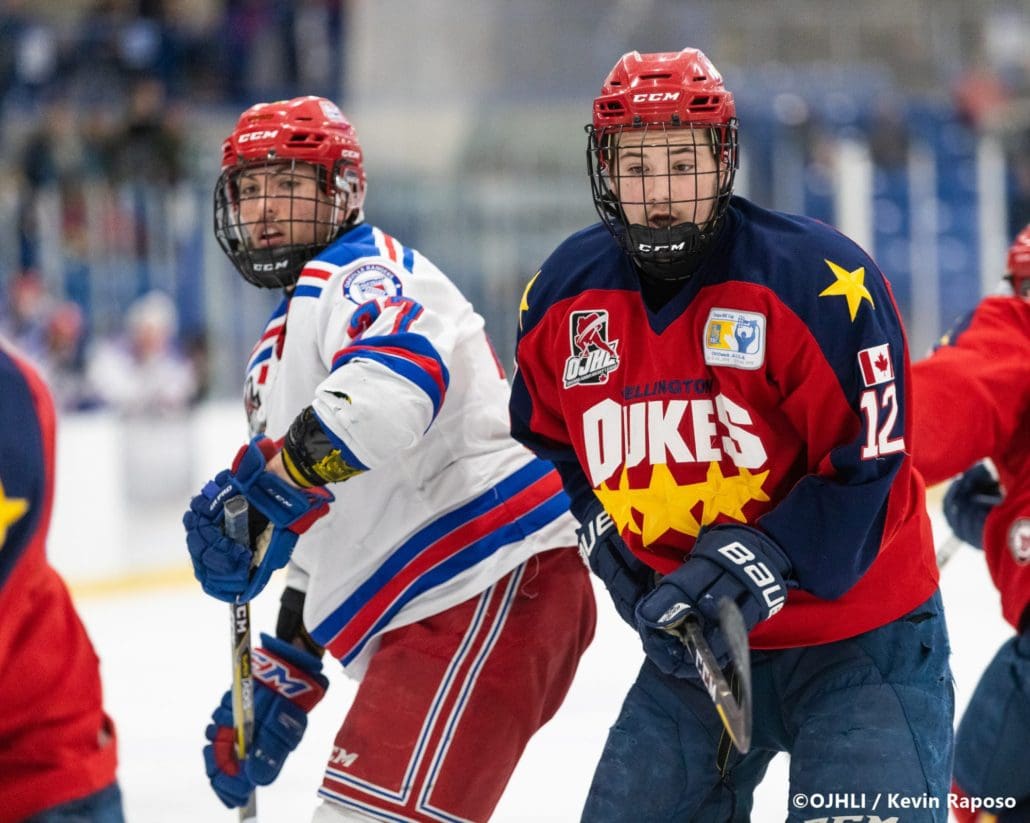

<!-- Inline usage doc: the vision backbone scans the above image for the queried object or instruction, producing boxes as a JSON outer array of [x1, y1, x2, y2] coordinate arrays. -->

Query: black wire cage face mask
[[587, 121, 738, 280], [214, 159, 355, 289]]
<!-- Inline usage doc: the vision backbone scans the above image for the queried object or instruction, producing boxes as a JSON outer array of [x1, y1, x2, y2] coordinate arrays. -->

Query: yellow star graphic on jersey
[[518, 271, 541, 330], [594, 462, 770, 548], [699, 463, 771, 524], [819, 259, 874, 321], [0, 476, 29, 549]]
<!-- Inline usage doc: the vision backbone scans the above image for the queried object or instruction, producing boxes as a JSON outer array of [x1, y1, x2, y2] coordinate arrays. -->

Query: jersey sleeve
[[911, 296, 1030, 486], [755, 248, 916, 601], [0, 341, 51, 595], [308, 263, 457, 472], [510, 269, 600, 524]]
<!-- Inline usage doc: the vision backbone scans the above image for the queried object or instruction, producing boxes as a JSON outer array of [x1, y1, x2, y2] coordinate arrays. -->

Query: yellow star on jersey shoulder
[[0, 476, 29, 548], [819, 259, 874, 321], [518, 271, 541, 330]]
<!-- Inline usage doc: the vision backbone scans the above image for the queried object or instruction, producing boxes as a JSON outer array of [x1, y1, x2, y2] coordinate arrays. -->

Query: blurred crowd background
[[1, 0, 1028, 419]]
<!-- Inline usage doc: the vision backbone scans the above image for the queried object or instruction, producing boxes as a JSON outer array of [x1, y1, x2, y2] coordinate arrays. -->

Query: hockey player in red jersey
[[0, 338, 123, 823], [912, 223, 1030, 822], [510, 48, 953, 821], [182, 96, 595, 822]]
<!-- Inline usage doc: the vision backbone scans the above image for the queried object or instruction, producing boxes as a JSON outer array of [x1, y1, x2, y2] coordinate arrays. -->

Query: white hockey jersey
[[242, 223, 577, 677]]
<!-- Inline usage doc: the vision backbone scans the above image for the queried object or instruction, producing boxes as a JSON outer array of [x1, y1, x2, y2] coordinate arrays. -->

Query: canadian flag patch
[[858, 344, 895, 386]]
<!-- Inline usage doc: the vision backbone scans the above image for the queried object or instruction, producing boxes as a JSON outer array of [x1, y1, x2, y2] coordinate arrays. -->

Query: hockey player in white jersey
[[183, 96, 595, 822]]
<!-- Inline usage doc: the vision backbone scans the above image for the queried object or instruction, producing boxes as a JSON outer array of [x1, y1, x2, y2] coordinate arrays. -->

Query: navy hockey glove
[[635, 526, 791, 678], [184, 436, 334, 602], [204, 634, 329, 808], [577, 502, 655, 628], [943, 463, 1002, 550]]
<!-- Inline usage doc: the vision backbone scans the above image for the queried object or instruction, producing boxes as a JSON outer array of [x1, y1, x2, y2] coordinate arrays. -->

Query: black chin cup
[[623, 222, 708, 281], [237, 244, 314, 289]]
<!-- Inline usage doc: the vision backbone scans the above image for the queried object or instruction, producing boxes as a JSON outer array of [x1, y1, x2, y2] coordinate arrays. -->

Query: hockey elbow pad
[[282, 405, 367, 486]]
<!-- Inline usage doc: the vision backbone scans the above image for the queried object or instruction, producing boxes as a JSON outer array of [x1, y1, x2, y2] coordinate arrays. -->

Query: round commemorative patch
[[342, 264, 403, 304], [1008, 518, 1030, 565]]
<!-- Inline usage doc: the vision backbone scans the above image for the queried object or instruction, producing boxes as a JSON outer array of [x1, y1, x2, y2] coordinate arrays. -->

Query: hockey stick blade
[[677, 597, 752, 754], [716, 597, 752, 752], [224, 495, 258, 823], [935, 533, 963, 569]]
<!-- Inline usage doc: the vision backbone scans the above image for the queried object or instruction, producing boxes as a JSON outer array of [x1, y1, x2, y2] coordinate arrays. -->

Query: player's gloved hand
[[204, 634, 329, 808], [577, 501, 655, 628], [184, 436, 334, 602], [944, 463, 1002, 550], [635, 526, 791, 678]]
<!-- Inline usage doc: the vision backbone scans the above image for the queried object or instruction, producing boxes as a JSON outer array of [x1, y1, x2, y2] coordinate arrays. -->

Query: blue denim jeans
[[21, 782, 124, 823], [582, 591, 954, 822]]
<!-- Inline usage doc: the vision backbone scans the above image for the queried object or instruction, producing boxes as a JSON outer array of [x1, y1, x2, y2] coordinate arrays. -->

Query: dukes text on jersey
[[582, 394, 767, 486]]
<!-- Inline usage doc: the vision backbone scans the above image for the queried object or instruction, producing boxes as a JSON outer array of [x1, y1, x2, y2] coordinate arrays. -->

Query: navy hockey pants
[[582, 591, 954, 822], [21, 782, 124, 823], [952, 628, 1030, 820]]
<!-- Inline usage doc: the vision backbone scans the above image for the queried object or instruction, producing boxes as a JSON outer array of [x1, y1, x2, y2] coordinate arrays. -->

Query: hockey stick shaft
[[224, 495, 258, 823], [679, 621, 749, 754], [935, 533, 965, 569], [671, 598, 752, 757]]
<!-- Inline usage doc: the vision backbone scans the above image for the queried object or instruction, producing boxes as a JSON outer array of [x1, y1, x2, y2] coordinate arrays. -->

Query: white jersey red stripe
[[243, 222, 577, 677]]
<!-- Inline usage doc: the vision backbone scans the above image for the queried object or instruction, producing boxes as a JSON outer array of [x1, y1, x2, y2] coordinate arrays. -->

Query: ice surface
[[70, 506, 1006, 823]]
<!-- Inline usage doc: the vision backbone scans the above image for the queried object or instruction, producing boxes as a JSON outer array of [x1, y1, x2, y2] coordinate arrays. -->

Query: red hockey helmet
[[1006, 223, 1030, 298], [214, 96, 367, 288], [591, 48, 737, 133], [587, 49, 739, 280]]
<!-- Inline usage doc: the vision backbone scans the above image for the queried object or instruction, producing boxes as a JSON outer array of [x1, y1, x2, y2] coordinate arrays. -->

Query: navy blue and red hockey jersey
[[912, 295, 1030, 631], [0, 339, 118, 821], [511, 197, 939, 648]]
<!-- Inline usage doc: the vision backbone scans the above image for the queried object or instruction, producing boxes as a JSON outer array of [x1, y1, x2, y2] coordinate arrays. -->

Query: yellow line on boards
[[68, 564, 197, 599]]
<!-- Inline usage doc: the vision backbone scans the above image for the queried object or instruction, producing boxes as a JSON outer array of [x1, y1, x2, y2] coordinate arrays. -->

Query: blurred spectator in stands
[[70, 0, 177, 105], [16, 96, 111, 271], [0, 269, 51, 360], [221, 0, 345, 103], [222, 0, 273, 103], [180, 329, 211, 403], [158, 0, 225, 100], [0, 0, 58, 114], [866, 96, 911, 170], [108, 77, 184, 186], [294, 0, 346, 100], [36, 300, 101, 412], [86, 289, 197, 416], [952, 63, 1011, 133]]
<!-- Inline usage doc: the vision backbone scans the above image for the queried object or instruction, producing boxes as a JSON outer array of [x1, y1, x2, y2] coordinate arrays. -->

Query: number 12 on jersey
[[859, 384, 905, 459]]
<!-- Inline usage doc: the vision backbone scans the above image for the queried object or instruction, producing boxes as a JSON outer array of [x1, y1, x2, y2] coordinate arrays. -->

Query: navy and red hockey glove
[[577, 501, 655, 629], [184, 435, 334, 603], [204, 634, 329, 808], [943, 463, 1002, 550], [635, 525, 792, 678]]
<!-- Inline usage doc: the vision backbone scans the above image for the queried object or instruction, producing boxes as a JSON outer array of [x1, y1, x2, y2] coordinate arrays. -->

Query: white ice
[[50, 409, 1003, 822], [70, 507, 1007, 823]]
